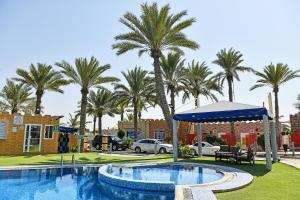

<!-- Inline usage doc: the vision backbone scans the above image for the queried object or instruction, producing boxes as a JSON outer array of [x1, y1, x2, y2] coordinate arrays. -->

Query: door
[[24, 124, 42, 153]]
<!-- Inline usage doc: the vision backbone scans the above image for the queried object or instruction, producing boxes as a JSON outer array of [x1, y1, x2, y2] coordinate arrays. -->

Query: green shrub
[[70, 145, 78, 153], [117, 130, 125, 139], [257, 134, 265, 150], [206, 135, 227, 145], [180, 145, 191, 158]]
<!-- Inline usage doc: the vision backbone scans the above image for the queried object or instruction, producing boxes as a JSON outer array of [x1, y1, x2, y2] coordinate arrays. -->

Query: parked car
[[132, 139, 173, 154], [92, 135, 129, 151], [190, 142, 220, 156]]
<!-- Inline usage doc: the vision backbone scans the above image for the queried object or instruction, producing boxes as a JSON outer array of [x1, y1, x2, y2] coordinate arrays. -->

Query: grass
[[0, 153, 299, 200]]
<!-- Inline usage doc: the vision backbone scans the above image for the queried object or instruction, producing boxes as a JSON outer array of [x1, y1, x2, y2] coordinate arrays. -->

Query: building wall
[[118, 119, 264, 144], [0, 113, 76, 155], [118, 120, 149, 138], [291, 114, 300, 132]]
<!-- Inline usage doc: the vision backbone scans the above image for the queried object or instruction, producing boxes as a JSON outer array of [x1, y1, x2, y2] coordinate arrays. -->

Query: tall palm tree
[[67, 113, 80, 129], [213, 48, 253, 102], [56, 57, 119, 151], [250, 63, 300, 136], [114, 67, 156, 139], [161, 53, 186, 117], [14, 63, 69, 114], [87, 89, 118, 135], [0, 79, 33, 114], [113, 2, 199, 135], [182, 61, 223, 107]]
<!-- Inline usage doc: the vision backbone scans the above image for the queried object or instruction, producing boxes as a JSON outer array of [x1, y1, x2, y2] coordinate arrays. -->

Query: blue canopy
[[58, 126, 78, 133], [173, 101, 272, 123]]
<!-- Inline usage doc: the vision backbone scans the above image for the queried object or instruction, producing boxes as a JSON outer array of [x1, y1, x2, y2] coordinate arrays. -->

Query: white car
[[190, 142, 220, 156], [132, 139, 173, 154]]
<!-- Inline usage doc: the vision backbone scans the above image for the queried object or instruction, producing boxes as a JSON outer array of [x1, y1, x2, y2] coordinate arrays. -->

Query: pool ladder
[[60, 154, 76, 166]]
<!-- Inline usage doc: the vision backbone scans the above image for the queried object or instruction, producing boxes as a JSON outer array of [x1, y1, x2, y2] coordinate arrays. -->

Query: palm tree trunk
[[93, 116, 96, 135], [35, 90, 43, 114], [98, 115, 102, 135], [133, 99, 138, 140], [170, 88, 175, 117], [79, 88, 88, 152], [138, 111, 141, 121], [228, 78, 233, 102], [121, 109, 124, 121], [227, 79, 235, 136], [152, 53, 172, 137], [274, 90, 280, 147]]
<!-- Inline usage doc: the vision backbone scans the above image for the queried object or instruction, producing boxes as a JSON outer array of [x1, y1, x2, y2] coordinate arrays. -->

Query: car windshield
[[111, 136, 121, 141]]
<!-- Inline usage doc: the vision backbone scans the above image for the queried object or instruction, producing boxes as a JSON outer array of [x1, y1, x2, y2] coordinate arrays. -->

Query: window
[[44, 125, 54, 139], [154, 129, 165, 140]]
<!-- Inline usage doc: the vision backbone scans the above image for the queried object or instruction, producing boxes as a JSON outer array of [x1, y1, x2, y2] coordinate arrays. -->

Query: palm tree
[[0, 79, 33, 113], [56, 57, 119, 150], [161, 53, 186, 117], [114, 67, 156, 139], [113, 2, 199, 135], [116, 99, 129, 122], [67, 113, 80, 129], [295, 95, 300, 113], [126, 113, 133, 122], [213, 48, 253, 102], [182, 61, 223, 107], [87, 89, 118, 135], [250, 63, 300, 136], [14, 63, 69, 114], [22, 99, 42, 115]]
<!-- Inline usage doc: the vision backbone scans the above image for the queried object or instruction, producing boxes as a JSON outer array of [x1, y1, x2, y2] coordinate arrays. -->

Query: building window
[[154, 129, 165, 140], [250, 129, 254, 133], [183, 128, 189, 133], [44, 125, 54, 139]]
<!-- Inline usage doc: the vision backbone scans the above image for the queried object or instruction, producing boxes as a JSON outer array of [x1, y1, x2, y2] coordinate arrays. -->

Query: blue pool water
[[0, 167, 174, 200], [109, 165, 224, 185]]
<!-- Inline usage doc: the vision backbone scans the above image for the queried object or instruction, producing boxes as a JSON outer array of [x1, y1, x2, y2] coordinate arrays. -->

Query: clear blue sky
[[0, 0, 299, 129]]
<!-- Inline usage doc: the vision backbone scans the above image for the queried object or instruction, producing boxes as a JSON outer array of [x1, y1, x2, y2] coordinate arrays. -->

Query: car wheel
[[95, 144, 101, 150], [159, 147, 167, 154], [191, 149, 197, 156], [112, 145, 118, 151], [135, 147, 141, 153]]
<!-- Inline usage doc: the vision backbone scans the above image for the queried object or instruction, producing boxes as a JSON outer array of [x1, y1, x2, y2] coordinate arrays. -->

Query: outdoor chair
[[236, 147, 255, 165]]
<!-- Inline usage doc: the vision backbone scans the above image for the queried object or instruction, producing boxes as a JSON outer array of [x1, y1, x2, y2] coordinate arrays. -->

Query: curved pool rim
[[98, 162, 232, 192]]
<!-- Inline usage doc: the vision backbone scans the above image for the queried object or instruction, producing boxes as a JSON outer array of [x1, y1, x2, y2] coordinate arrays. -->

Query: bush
[[206, 135, 227, 145], [70, 145, 78, 153], [257, 134, 265, 150], [117, 130, 125, 139], [180, 145, 191, 158]]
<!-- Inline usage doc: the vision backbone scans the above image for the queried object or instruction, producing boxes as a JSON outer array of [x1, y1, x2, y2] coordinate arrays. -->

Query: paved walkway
[[280, 158, 300, 169]]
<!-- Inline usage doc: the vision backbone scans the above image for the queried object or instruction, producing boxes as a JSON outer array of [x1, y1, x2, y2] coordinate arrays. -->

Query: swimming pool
[[108, 164, 224, 185], [0, 166, 174, 200]]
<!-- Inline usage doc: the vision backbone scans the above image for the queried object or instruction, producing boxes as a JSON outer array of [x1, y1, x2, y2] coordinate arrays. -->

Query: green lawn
[[0, 153, 299, 200]]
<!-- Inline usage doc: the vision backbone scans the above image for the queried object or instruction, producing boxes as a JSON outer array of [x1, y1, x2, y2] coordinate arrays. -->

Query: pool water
[[109, 165, 224, 185], [0, 167, 174, 200]]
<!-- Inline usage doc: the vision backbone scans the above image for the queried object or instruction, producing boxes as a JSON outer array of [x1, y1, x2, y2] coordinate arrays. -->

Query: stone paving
[[280, 158, 300, 169]]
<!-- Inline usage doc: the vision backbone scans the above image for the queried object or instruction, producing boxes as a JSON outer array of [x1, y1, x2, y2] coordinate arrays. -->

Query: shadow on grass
[[183, 157, 269, 177]]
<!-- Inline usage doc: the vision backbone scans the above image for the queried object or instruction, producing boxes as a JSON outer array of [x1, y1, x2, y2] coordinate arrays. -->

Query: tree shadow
[[183, 158, 270, 177]]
